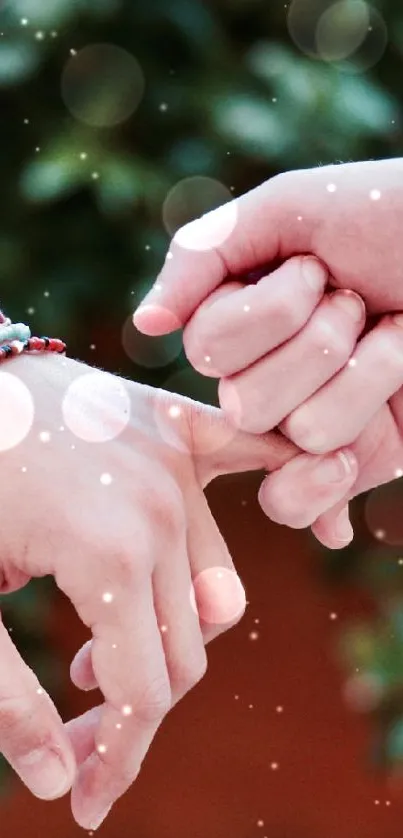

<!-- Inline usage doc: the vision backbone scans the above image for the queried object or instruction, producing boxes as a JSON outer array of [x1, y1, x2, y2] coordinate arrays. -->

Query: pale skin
[[133, 158, 403, 546], [0, 350, 307, 830]]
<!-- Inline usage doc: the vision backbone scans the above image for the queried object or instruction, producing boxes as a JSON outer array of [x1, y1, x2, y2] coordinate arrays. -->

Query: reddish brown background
[[2, 471, 403, 838]]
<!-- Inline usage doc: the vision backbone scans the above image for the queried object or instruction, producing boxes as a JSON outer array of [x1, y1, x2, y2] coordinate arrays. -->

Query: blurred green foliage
[[1, 0, 403, 781]]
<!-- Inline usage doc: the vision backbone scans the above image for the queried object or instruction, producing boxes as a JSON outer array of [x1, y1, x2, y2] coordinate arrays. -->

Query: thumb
[[186, 399, 299, 487], [132, 174, 310, 336]]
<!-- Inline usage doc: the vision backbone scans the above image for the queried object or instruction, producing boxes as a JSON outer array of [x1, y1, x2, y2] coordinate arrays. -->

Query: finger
[[132, 173, 311, 335], [0, 611, 75, 799], [184, 397, 299, 489], [65, 705, 102, 766], [257, 448, 357, 534], [218, 290, 365, 433], [183, 256, 328, 377], [281, 314, 403, 454], [70, 564, 172, 831], [70, 639, 97, 692]]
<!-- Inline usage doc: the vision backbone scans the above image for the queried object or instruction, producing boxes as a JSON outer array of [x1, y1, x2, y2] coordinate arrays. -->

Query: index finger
[[132, 173, 311, 336]]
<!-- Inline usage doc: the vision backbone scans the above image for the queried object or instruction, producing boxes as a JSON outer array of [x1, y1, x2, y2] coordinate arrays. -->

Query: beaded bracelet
[[0, 308, 66, 364]]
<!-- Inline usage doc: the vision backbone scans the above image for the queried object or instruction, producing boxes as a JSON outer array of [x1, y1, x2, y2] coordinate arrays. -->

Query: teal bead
[[0, 323, 31, 345]]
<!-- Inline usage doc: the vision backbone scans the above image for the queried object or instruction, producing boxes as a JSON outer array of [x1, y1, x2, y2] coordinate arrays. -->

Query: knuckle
[[310, 319, 347, 358], [135, 676, 172, 723], [172, 652, 208, 696]]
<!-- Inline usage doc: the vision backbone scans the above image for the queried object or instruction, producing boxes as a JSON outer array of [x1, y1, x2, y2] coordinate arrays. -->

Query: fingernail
[[313, 451, 353, 484], [331, 290, 365, 322], [90, 804, 113, 831], [334, 506, 354, 543], [132, 304, 182, 333], [302, 257, 328, 291], [392, 313, 403, 328], [14, 747, 71, 800]]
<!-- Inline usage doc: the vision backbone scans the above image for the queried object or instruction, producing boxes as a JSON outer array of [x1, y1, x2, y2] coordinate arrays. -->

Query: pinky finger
[[311, 502, 354, 550], [258, 449, 357, 543]]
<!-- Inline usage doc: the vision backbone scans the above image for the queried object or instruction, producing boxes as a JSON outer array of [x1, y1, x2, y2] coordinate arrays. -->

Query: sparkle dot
[[166, 252, 173, 260], [159, 103, 168, 111], [92, 172, 100, 180], [327, 183, 337, 193], [374, 800, 380, 805], [80, 152, 88, 160], [160, 624, 168, 633], [100, 473, 113, 486], [36, 687, 44, 695], [35, 31, 45, 40], [27, 307, 35, 315], [204, 355, 211, 363], [51, 31, 58, 38], [395, 468, 403, 478], [145, 245, 151, 251], [122, 704, 132, 716], [297, 215, 302, 221], [35, 147, 40, 153], [329, 612, 338, 620], [276, 705, 283, 713], [59, 426, 65, 431], [90, 344, 96, 350], [248, 704, 254, 709], [348, 358, 357, 367], [44, 290, 49, 297], [24, 119, 30, 124], [254, 618, 260, 624], [70, 49, 77, 56], [375, 529, 385, 540], [112, 643, 117, 649], [324, 348, 329, 355], [234, 694, 239, 700], [102, 592, 114, 603], [386, 800, 391, 806], [272, 97, 277, 102], [168, 405, 181, 418], [243, 304, 250, 312], [21, 18, 29, 25], [271, 762, 279, 770], [97, 744, 107, 754], [249, 631, 259, 640], [399, 559, 403, 566], [116, 723, 122, 730], [39, 431, 51, 443], [154, 283, 162, 291], [21, 466, 27, 473], [370, 189, 381, 201], [257, 820, 264, 828]]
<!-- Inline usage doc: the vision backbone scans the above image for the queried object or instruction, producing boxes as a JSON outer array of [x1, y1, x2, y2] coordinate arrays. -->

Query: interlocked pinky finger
[[257, 449, 357, 534]]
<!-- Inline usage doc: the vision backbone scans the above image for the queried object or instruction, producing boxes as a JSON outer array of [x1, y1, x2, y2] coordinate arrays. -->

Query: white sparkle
[[166, 252, 173, 260], [102, 591, 114, 603], [91, 172, 100, 180], [297, 215, 302, 221], [348, 357, 357, 367], [80, 152, 88, 160], [112, 643, 117, 649], [257, 820, 264, 828], [160, 624, 168, 633], [44, 290, 49, 297], [168, 405, 181, 418], [329, 612, 338, 620], [204, 355, 211, 363], [327, 183, 337, 193], [71, 444, 75, 449], [21, 466, 27, 473], [370, 189, 381, 201], [21, 18, 29, 26], [39, 431, 51, 443], [323, 348, 329, 355], [375, 529, 386, 540], [374, 800, 380, 805], [27, 307, 35, 315], [70, 49, 77, 56], [97, 744, 107, 754], [145, 245, 151, 251], [90, 344, 96, 350], [116, 723, 122, 730], [395, 468, 403, 478], [248, 704, 254, 709], [35, 147, 40, 153], [271, 762, 279, 770], [35, 31, 45, 40], [100, 472, 113, 486], [122, 704, 132, 716], [154, 283, 162, 291], [249, 631, 259, 640], [51, 31, 58, 38], [386, 801, 391, 806], [159, 103, 168, 111], [234, 694, 239, 700], [243, 304, 250, 312], [59, 425, 64, 431], [276, 705, 283, 713], [24, 119, 29, 125], [36, 687, 44, 695]]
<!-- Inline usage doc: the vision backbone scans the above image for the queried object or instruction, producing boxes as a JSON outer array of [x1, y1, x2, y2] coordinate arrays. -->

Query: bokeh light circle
[[287, 0, 387, 71], [364, 482, 403, 546], [121, 314, 183, 369], [62, 372, 131, 442], [0, 373, 34, 451], [163, 177, 237, 251], [190, 567, 246, 625], [61, 44, 145, 128]]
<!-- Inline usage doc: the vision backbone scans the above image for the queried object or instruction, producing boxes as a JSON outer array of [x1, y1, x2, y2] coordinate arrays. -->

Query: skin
[[132, 158, 403, 545], [0, 350, 309, 830]]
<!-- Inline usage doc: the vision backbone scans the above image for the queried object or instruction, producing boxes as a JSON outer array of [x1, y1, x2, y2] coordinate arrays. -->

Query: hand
[[258, 388, 403, 549], [0, 351, 300, 830], [133, 158, 403, 330]]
